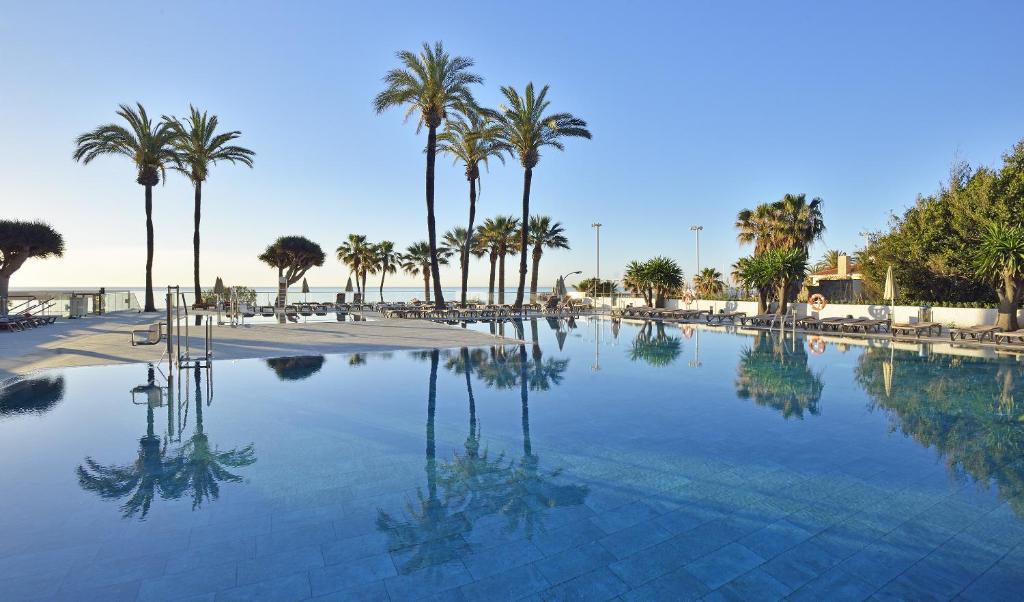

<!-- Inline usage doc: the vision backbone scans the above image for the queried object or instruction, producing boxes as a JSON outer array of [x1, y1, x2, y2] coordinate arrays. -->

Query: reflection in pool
[[0, 317, 1022, 600]]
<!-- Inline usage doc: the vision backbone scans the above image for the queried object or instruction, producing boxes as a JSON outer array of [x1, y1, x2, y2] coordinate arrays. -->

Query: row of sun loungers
[[0, 312, 58, 332]]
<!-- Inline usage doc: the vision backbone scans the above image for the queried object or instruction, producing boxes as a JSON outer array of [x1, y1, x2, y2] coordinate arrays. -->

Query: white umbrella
[[883, 265, 896, 321]]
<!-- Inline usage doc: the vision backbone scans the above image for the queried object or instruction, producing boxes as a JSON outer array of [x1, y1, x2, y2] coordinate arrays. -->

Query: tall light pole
[[591, 223, 602, 306], [689, 225, 703, 278]]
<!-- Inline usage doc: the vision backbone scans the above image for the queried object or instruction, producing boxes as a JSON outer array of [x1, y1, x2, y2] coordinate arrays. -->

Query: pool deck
[[0, 312, 519, 381]]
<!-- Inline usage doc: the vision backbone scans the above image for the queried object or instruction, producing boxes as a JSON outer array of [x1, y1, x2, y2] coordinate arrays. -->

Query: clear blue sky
[[3, 1, 1023, 289]]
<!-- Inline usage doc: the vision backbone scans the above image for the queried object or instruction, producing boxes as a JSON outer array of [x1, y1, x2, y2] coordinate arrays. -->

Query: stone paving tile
[[590, 499, 663, 534], [388, 534, 469, 575], [684, 542, 764, 590], [321, 531, 390, 566], [787, 567, 875, 602], [618, 565, 709, 602], [458, 563, 550, 602], [63, 551, 168, 591], [956, 562, 1024, 602], [535, 541, 618, 585], [839, 540, 925, 588], [236, 544, 324, 586], [136, 562, 238, 602], [42, 579, 142, 602], [738, 518, 814, 559], [255, 521, 337, 556], [215, 572, 310, 602], [309, 553, 396, 597], [384, 560, 472, 601], [533, 519, 608, 556], [166, 538, 256, 575], [598, 518, 673, 559], [873, 558, 965, 601], [307, 580, 390, 601], [538, 566, 628, 601], [607, 537, 699, 588], [701, 566, 791, 602], [1, 570, 66, 601], [461, 537, 544, 580]]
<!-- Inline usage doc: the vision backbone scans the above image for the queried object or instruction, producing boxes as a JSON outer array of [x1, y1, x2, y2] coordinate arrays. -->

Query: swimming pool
[[1, 317, 1021, 601]]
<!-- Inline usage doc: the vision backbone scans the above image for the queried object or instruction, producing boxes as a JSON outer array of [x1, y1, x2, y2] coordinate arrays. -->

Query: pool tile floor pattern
[[7, 459, 1022, 602]]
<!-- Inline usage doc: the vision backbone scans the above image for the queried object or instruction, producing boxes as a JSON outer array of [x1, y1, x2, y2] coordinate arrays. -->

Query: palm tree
[[623, 257, 683, 307], [437, 112, 506, 304], [441, 226, 474, 298], [487, 216, 520, 304], [974, 222, 1024, 330], [373, 241, 399, 302], [164, 106, 254, 321], [527, 216, 570, 303], [736, 193, 824, 312], [336, 234, 370, 298], [374, 41, 481, 310], [813, 249, 843, 272], [693, 267, 725, 298], [488, 83, 591, 308], [402, 241, 449, 302], [73, 103, 177, 312], [475, 220, 501, 303]]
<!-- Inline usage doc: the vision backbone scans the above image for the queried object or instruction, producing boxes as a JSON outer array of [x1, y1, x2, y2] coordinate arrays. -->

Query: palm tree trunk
[[530, 246, 542, 303], [514, 168, 533, 308], [498, 246, 506, 304], [426, 348, 438, 499], [518, 344, 531, 457], [995, 275, 1021, 331], [488, 253, 497, 304], [193, 181, 202, 325], [0, 272, 12, 318], [777, 279, 791, 314], [144, 184, 156, 312], [425, 126, 446, 309], [462, 177, 477, 306], [423, 271, 431, 304], [379, 270, 386, 303], [361, 271, 368, 302], [354, 261, 361, 297], [530, 318, 541, 361], [757, 288, 768, 315]]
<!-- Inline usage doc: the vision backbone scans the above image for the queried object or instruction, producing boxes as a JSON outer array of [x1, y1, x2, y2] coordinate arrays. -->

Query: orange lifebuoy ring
[[682, 290, 695, 305], [808, 336, 826, 355], [809, 293, 827, 311]]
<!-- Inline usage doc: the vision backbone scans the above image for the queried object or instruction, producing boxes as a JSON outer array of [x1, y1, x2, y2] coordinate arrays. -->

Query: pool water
[[1, 318, 1022, 601]]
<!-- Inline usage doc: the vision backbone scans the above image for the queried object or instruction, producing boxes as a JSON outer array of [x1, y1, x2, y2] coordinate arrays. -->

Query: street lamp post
[[689, 225, 703, 278], [591, 223, 602, 306]]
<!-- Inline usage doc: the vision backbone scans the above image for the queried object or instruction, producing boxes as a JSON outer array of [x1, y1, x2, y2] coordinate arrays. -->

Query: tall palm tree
[[488, 83, 591, 308], [475, 220, 501, 304], [373, 241, 399, 303], [402, 241, 449, 302], [527, 216, 569, 303], [441, 226, 474, 299], [487, 216, 520, 304], [163, 106, 254, 323], [336, 234, 369, 298], [73, 103, 177, 312], [693, 267, 725, 297], [374, 41, 481, 310], [437, 112, 506, 304]]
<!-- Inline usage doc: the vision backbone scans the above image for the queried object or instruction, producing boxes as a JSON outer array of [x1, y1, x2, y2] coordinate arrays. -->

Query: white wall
[[565, 291, 1021, 328]]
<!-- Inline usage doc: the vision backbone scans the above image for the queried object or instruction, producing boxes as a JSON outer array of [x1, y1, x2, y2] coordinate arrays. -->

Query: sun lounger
[[842, 319, 890, 333], [994, 329, 1024, 345], [949, 325, 1001, 342], [706, 311, 745, 324], [130, 322, 165, 346], [0, 317, 26, 332], [298, 304, 313, 317], [259, 306, 275, 317], [891, 321, 942, 338]]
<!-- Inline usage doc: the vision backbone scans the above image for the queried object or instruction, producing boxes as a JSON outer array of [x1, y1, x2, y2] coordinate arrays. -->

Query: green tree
[[573, 278, 618, 295], [974, 222, 1024, 330], [693, 267, 725, 297], [73, 103, 176, 312], [813, 249, 843, 271], [375, 42, 481, 310], [735, 193, 824, 312], [488, 84, 591, 308], [257, 236, 325, 306], [336, 234, 371, 297], [373, 241, 399, 303], [629, 321, 682, 367], [0, 221, 64, 317], [164, 106, 254, 321], [437, 112, 506, 304], [485, 216, 520, 304], [736, 332, 824, 419], [475, 220, 501, 304], [732, 248, 808, 314], [402, 241, 450, 302], [528, 216, 570, 303], [441, 227, 474, 301], [623, 257, 683, 307]]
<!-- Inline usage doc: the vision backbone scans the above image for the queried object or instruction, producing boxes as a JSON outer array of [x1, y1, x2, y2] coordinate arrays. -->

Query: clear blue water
[[1, 318, 1022, 601]]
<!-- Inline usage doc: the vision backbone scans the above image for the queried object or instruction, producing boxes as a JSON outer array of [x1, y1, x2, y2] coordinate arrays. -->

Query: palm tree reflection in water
[[735, 332, 824, 419], [77, 365, 255, 519], [378, 324, 587, 574], [629, 321, 683, 367]]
